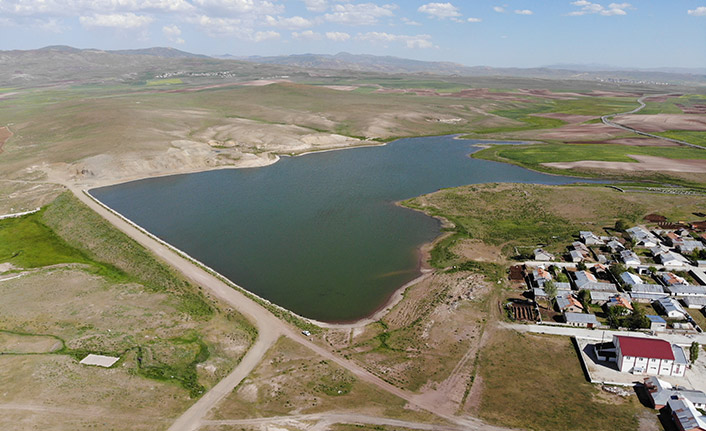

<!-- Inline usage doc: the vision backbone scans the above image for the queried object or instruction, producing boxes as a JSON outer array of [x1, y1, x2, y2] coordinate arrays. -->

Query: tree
[[615, 219, 628, 232], [606, 305, 628, 329], [577, 261, 587, 271], [626, 303, 650, 330], [690, 342, 700, 363], [578, 289, 591, 309], [543, 280, 557, 309], [609, 263, 626, 281]]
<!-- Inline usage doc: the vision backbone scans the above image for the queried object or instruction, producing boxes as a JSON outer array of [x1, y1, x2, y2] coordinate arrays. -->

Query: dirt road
[[72, 188, 509, 431]]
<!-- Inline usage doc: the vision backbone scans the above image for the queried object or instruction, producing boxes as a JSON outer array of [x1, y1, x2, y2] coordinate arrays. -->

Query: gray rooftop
[[565, 312, 599, 325]]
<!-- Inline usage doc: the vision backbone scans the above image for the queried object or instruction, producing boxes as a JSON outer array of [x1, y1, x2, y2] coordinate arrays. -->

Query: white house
[[658, 251, 688, 267], [626, 226, 659, 248], [533, 248, 555, 262], [614, 335, 687, 377], [666, 285, 706, 297], [621, 272, 643, 287], [569, 250, 584, 263], [646, 315, 667, 332], [668, 397, 706, 431], [580, 231, 604, 246], [655, 297, 688, 320], [620, 250, 641, 265], [564, 312, 599, 328], [683, 296, 706, 309], [607, 239, 625, 252], [644, 376, 706, 409]]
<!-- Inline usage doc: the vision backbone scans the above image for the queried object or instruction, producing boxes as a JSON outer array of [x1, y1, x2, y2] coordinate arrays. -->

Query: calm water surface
[[92, 136, 587, 322]]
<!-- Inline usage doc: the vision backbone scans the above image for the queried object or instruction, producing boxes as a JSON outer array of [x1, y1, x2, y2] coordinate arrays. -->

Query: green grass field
[[656, 130, 706, 147], [473, 142, 706, 170]]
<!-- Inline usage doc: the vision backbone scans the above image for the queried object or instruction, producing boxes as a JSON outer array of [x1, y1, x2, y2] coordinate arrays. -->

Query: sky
[[1, 0, 705, 68]]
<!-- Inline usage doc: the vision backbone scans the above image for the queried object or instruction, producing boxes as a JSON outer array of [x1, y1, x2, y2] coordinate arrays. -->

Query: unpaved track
[[70, 188, 509, 431], [203, 412, 465, 430]]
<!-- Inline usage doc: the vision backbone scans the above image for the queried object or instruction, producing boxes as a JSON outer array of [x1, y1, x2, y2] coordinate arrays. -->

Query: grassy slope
[[0, 192, 256, 397], [404, 183, 706, 265]]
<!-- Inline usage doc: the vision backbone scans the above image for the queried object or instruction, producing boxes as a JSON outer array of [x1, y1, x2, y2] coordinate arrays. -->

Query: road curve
[[70, 187, 509, 431], [601, 94, 706, 150]]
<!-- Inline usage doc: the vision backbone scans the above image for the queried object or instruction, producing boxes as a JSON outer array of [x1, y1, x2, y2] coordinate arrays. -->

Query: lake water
[[92, 135, 587, 322]]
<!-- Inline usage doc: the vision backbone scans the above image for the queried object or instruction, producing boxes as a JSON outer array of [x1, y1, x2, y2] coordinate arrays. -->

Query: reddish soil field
[[537, 122, 622, 140], [614, 114, 706, 132], [677, 104, 706, 114]]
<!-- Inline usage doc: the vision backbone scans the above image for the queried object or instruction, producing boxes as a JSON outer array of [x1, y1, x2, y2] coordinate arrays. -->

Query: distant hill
[[236, 52, 706, 85]]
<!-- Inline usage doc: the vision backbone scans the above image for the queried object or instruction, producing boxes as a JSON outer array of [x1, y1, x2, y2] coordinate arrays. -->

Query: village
[[505, 214, 706, 431]]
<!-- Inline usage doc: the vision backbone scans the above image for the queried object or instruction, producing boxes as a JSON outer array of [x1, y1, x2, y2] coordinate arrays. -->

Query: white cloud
[[569, 1, 631, 16], [688, 6, 706, 16], [356, 32, 434, 49], [191, 0, 282, 15], [265, 15, 313, 29], [163, 24, 184, 44], [1, 0, 193, 15], [514, 9, 533, 15], [326, 31, 350, 41], [79, 13, 153, 29], [292, 30, 322, 40], [303, 0, 328, 12], [418, 2, 461, 19], [493, 6, 505, 13], [324, 3, 396, 26], [402, 17, 422, 25], [254, 30, 280, 41], [467, 17, 482, 22]]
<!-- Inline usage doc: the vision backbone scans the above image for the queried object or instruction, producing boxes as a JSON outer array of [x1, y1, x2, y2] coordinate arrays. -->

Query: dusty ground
[[572, 137, 681, 147], [543, 154, 706, 173], [318, 270, 494, 416], [0, 126, 11, 152], [535, 122, 624, 140], [614, 114, 706, 132], [208, 336, 441, 424]]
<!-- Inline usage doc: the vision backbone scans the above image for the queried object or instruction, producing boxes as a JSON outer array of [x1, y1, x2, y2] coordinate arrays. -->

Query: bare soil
[[0, 126, 11, 153], [614, 114, 706, 132], [543, 154, 706, 173], [571, 138, 681, 147], [536, 122, 623, 140]]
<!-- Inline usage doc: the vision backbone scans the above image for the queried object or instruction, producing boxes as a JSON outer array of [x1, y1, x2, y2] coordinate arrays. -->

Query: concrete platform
[[79, 354, 120, 367]]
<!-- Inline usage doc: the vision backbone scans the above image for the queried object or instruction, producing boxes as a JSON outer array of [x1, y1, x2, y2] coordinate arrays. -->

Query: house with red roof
[[614, 335, 688, 377]]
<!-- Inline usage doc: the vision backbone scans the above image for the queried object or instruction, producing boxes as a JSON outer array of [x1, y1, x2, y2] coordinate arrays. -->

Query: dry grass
[[209, 336, 441, 424], [475, 330, 656, 431]]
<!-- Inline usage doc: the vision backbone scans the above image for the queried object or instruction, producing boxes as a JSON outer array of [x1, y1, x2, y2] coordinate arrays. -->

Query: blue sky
[[1, 1, 705, 68]]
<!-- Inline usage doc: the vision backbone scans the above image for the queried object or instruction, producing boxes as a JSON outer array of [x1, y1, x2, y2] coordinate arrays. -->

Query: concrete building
[[621, 271, 643, 287], [668, 397, 706, 431], [647, 315, 667, 332], [644, 376, 706, 409], [533, 248, 555, 262], [580, 231, 604, 245], [666, 285, 706, 297], [621, 250, 641, 265], [683, 296, 706, 309], [564, 312, 599, 328], [614, 335, 688, 377], [655, 297, 689, 320]]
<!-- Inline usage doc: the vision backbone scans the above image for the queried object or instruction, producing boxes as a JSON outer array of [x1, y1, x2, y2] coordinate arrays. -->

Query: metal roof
[[615, 335, 674, 360]]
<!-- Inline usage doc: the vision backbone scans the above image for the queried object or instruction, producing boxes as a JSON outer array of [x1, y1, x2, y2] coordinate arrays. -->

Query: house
[[597, 254, 608, 264], [565, 312, 599, 328], [692, 269, 706, 286], [533, 283, 572, 299], [668, 397, 706, 431], [582, 282, 619, 293], [658, 251, 689, 267], [683, 296, 706, 309], [661, 272, 689, 287], [533, 248, 555, 262], [621, 250, 641, 265], [697, 261, 706, 269], [627, 226, 659, 248], [531, 267, 553, 287], [650, 245, 670, 256], [555, 293, 584, 313], [607, 239, 625, 252], [666, 285, 706, 297], [665, 232, 683, 247], [655, 297, 688, 320], [678, 240, 705, 254], [614, 335, 688, 377], [630, 291, 670, 303], [574, 270, 597, 288], [580, 231, 604, 246], [621, 272, 643, 287], [644, 376, 706, 409], [606, 295, 633, 311], [569, 250, 584, 263], [647, 315, 668, 332], [631, 283, 666, 294], [590, 290, 615, 305]]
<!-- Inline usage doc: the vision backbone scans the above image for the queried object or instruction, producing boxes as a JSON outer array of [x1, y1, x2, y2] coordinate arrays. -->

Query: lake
[[92, 135, 587, 322]]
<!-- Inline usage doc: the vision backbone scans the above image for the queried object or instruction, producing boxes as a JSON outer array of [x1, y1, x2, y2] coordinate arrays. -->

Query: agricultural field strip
[[201, 412, 464, 431], [602, 94, 706, 149], [71, 188, 503, 431]]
